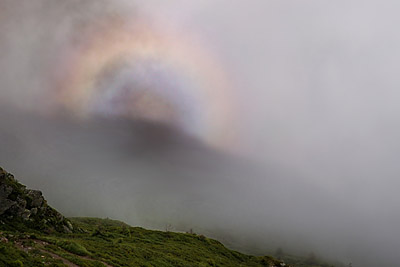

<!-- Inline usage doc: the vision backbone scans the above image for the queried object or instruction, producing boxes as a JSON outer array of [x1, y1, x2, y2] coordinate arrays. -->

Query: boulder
[[0, 166, 73, 233]]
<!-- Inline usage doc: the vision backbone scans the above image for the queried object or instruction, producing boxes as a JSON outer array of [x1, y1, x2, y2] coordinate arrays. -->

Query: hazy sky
[[1, 1, 400, 266]]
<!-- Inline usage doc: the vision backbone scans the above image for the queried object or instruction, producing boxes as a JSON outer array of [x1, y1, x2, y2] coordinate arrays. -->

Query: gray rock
[[0, 184, 12, 200], [30, 207, 38, 215], [0, 179, 14, 215], [25, 189, 44, 207], [21, 209, 31, 220], [0, 166, 73, 232], [0, 199, 15, 215], [63, 225, 72, 233], [66, 220, 74, 231]]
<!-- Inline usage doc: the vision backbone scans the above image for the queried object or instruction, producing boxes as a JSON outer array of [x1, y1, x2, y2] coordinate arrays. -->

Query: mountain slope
[[0, 166, 287, 267], [0, 167, 72, 234], [0, 166, 342, 267]]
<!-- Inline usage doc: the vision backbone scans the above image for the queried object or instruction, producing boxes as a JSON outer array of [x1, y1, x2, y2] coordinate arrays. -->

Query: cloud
[[1, 1, 400, 266]]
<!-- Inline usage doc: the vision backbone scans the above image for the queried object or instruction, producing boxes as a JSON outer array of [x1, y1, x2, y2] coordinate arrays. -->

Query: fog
[[1, 1, 400, 266]]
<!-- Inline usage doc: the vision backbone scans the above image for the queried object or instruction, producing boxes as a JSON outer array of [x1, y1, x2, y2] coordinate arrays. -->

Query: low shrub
[[57, 240, 90, 256]]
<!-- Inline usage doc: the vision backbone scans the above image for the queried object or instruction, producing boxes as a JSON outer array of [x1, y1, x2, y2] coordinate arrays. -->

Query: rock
[[63, 225, 72, 233], [0, 199, 14, 215], [66, 220, 74, 231], [0, 176, 14, 214], [0, 183, 12, 199], [25, 189, 44, 208], [21, 209, 31, 220], [0, 166, 73, 232], [30, 207, 38, 215]]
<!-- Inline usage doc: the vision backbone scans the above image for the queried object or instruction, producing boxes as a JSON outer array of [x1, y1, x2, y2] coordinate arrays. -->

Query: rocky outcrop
[[0, 167, 73, 233]]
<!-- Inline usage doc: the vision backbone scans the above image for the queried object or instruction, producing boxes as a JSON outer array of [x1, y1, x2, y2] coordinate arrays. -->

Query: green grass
[[66, 217, 281, 267], [0, 240, 66, 266], [0, 217, 344, 267], [0, 217, 287, 267], [56, 240, 91, 256], [0, 167, 345, 267]]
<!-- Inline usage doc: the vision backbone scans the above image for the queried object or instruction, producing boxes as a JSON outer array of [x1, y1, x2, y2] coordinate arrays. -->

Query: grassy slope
[[0, 217, 343, 267], [0, 217, 286, 267], [0, 167, 341, 267]]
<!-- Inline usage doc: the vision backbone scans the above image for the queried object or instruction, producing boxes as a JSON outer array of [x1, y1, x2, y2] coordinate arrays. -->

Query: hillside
[[0, 167, 72, 234], [0, 167, 338, 267]]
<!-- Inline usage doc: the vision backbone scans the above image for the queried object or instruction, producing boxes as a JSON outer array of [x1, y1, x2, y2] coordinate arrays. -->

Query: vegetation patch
[[0, 167, 343, 267], [56, 240, 90, 256]]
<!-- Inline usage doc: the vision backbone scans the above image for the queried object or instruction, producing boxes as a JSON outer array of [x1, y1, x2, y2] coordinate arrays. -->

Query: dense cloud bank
[[1, 1, 400, 266]]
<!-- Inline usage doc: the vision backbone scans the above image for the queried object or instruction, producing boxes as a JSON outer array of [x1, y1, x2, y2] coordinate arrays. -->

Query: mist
[[1, 1, 400, 266]]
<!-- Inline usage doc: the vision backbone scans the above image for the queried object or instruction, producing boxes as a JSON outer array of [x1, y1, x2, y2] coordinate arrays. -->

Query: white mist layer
[[1, 1, 400, 267]]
